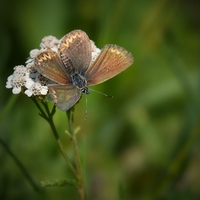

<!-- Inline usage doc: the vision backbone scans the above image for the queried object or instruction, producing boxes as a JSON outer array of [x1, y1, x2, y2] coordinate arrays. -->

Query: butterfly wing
[[48, 84, 81, 111], [85, 44, 134, 86], [59, 30, 92, 74], [34, 50, 70, 84]]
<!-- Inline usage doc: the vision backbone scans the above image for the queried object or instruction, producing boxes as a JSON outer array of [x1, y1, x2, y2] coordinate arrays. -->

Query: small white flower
[[24, 70, 49, 97], [25, 76, 35, 89], [24, 88, 33, 97], [90, 40, 101, 66], [40, 87, 48, 95], [40, 35, 60, 51], [6, 65, 29, 94], [12, 87, 22, 94], [6, 62, 50, 97], [24, 82, 48, 97], [25, 82, 48, 97], [29, 49, 41, 58], [6, 75, 13, 89]]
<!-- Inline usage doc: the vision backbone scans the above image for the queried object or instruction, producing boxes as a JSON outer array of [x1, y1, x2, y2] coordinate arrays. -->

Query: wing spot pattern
[[110, 48, 123, 55], [62, 32, 81, 48], [50, 88, 58, 103], [38, 53, 53, 63]]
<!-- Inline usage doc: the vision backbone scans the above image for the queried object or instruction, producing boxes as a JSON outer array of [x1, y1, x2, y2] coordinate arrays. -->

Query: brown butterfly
[[34, 30, 134, 111]]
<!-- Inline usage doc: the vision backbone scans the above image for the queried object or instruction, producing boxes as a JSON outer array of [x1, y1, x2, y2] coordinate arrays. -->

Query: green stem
[[67, 108, 86, 200], [42, 102, 78, 177], [0, 96, 40, 193], [31, 97, 77, 177], [0, 137, 40, 193], [32, 97, 86, 199]]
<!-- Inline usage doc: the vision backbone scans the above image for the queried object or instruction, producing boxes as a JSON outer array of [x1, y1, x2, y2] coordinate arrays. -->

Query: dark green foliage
[[1, 0, 200, 199]]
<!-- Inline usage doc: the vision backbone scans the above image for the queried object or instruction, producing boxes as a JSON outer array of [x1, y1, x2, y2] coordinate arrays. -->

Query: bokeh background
[[0, 0, 200, 199]]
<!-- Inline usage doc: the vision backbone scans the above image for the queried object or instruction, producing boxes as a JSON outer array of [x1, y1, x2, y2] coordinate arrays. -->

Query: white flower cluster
[[5, 35, 60, 97], [6, 34, 101, 97]]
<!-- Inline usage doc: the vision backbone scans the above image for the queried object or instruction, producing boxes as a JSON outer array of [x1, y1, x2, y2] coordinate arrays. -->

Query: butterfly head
[[81, 87, 90, 94]]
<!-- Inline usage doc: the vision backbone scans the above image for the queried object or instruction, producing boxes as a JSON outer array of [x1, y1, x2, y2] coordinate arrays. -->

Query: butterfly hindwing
[[48, 84, 82, 111], [85, 44, 133, 86]]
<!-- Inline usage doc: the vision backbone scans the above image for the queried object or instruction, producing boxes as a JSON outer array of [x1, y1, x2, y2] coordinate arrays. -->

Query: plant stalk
[[67, 108, 86, 200]]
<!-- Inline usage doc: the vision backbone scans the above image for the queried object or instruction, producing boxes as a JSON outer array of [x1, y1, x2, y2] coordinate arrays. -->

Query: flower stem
[[67, 108, 86, 200], [31, 97, 77, 176], [44, 104, 77, 177], [32, 97, 86, 199]]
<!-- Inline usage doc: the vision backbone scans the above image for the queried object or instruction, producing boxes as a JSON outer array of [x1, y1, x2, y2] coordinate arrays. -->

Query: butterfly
[[34, 30, 134, 111]]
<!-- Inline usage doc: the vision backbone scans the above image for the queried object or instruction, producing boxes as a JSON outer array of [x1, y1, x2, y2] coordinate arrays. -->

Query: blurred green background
[[1, 0, 200, 199]]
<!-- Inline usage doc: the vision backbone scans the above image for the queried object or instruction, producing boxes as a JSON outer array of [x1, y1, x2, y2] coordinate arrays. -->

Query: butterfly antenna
[[89, 88, 113, 98], [84, 95, 88, 120]]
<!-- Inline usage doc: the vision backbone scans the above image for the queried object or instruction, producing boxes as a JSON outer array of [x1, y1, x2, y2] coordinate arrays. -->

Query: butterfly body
[[34, 30, 133, 111], [70, 72, 89, 94]]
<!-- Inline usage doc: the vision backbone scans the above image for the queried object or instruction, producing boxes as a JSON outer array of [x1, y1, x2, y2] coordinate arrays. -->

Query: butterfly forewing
[[59, 30, 92, 75], [34, 50, 70, 84], [48, 84, 81, 111], [85, 44, 134, 86]]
